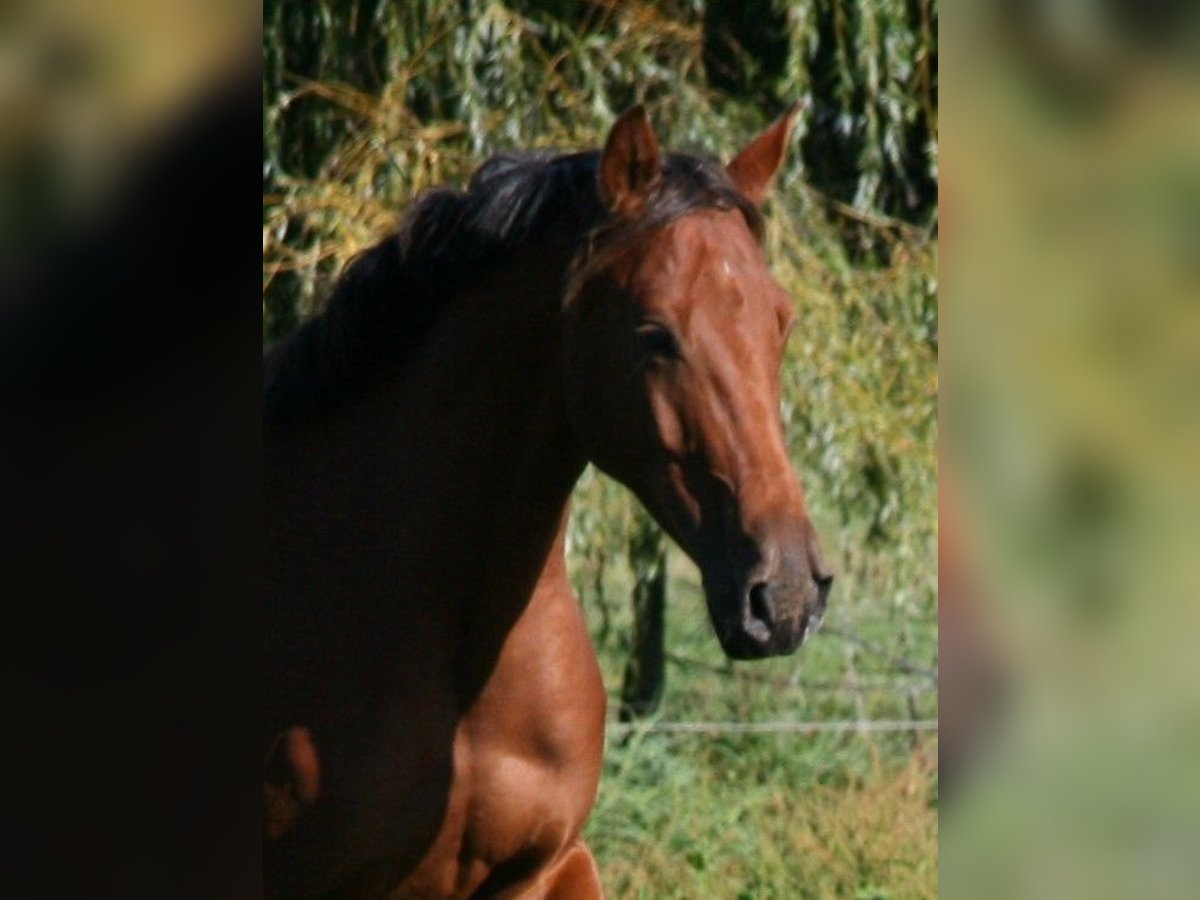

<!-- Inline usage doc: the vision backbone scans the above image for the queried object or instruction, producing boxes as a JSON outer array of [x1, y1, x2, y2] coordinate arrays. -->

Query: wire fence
[[607, 618, 939, 737], [819, 624, 938, 683], [663, 652, 936, 695], [606, 718, 938, 736]]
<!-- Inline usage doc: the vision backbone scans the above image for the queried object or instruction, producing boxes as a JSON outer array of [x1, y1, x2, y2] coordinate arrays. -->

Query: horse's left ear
[[726, 100, 805, 205]]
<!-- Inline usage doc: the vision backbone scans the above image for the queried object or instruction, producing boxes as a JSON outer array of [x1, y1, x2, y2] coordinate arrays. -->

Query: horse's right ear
[[599, 105, 662, 217]]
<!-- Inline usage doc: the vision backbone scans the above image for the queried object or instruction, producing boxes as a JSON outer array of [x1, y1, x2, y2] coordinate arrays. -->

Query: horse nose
[[745, 571, 833, 634]]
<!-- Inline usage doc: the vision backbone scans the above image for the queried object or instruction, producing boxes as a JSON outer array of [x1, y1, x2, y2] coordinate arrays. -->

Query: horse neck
[[328, 230, 588, 609]]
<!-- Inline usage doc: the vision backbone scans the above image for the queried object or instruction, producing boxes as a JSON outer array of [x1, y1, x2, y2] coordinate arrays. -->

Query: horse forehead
[[633, 211, 776, 315], [630, 211, 759, 286]]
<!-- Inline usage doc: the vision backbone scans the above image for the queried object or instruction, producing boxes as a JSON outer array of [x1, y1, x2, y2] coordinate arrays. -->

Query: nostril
[[814, 572, 834, 605], [748, 581, 775, 627]]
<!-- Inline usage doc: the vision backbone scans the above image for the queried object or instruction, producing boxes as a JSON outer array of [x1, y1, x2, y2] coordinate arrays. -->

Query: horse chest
[[454, 740, 585, 884], [413, 592, 607, 896]]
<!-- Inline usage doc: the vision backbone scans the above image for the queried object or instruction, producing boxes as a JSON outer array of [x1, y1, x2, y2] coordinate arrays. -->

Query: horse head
[[564, 106, 833, 660]]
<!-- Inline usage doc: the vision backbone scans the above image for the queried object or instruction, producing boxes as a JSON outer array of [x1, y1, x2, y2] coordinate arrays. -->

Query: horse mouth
[[720, 631, 789, 660], [717, 623, 806, 660], [705, 587, 815, 660]]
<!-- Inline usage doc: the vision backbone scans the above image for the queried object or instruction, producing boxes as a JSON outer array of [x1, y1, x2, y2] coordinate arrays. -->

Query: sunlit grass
[[587, 723, 937, 899], [581, 563, 937, 897]]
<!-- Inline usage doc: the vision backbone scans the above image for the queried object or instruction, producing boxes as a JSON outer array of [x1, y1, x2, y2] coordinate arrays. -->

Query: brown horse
[[264, 105, 833, 899]]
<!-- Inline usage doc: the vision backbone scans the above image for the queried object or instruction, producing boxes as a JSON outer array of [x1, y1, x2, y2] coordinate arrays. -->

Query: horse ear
[[726, 100, 805, 205], [599, 105, 662, 216]]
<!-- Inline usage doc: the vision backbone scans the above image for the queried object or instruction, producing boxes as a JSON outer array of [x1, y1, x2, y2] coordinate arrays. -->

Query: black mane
[[264, 149, 761, 427]]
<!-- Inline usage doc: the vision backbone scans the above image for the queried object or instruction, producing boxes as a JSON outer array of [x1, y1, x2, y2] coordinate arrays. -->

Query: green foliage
[[263, 0, 937, 334], [263, 2, 938, 894], [782, 0, 938, 220], [704, 0, 938, 226]]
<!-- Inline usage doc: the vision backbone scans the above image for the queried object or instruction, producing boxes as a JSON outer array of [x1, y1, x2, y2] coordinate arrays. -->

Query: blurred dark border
[[1, 47, 262, 900]]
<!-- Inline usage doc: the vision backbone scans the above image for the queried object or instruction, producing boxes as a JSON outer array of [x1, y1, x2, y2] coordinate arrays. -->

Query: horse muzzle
[[703, 525, 834, 659], [709, 574, 831, 659]]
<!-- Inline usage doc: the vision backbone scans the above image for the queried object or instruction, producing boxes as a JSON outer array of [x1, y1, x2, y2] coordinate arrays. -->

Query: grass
[[579, 557, 938, 898], [588, 730, 937, 899]]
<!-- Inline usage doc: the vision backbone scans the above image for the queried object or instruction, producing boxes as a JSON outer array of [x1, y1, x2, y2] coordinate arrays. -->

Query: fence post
[[619, 511, 667, 722]]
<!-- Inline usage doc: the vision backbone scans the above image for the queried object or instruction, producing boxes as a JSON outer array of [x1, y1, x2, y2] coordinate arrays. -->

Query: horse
[[264, 104, 834, 899]]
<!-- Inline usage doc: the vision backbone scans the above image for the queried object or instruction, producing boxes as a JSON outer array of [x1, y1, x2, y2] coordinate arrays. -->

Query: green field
[[264, 1, 938, 895], [576, 485, 937, 898]]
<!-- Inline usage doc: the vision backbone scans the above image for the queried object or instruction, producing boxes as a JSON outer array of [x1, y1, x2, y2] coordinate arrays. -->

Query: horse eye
[[636, 323, 681, 361]]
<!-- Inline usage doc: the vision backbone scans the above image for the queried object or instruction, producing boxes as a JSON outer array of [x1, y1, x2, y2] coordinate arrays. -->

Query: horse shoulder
[[452, 579, 607, 894]]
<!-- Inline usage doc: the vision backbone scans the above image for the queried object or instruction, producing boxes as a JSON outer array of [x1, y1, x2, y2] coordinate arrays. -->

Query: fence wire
[[607, 719, 938, 736]]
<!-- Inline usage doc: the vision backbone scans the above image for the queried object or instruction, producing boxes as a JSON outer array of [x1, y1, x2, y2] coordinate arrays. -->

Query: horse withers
[[264, 104, 832, 898]]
